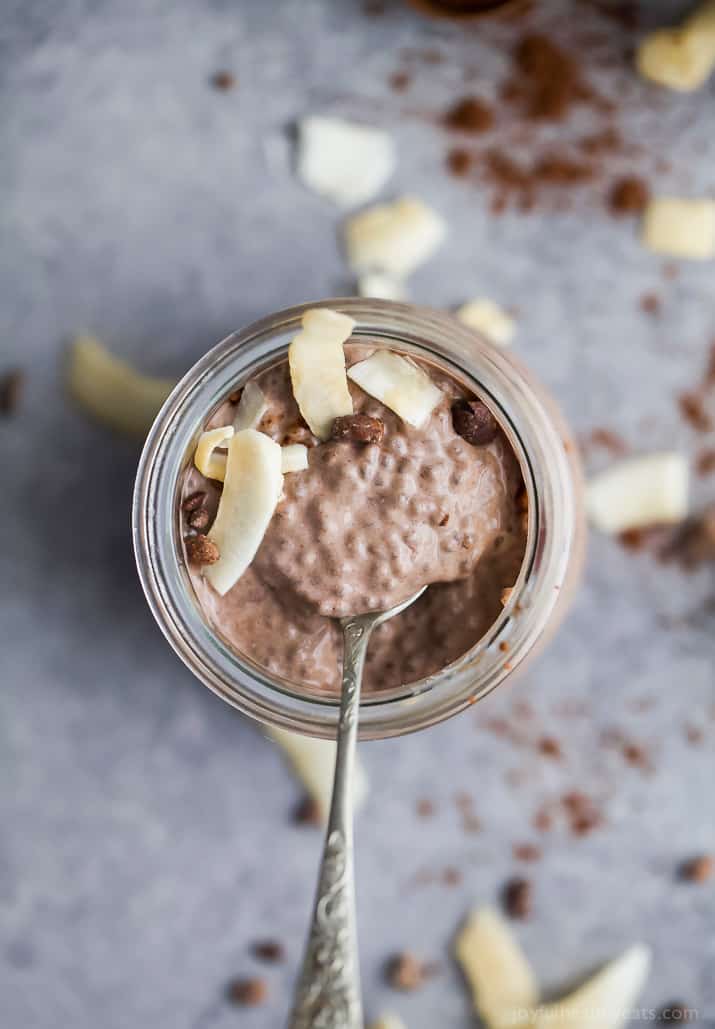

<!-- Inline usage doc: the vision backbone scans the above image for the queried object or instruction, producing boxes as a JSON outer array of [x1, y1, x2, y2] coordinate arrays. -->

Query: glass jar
[[133, 300, 585, 741]]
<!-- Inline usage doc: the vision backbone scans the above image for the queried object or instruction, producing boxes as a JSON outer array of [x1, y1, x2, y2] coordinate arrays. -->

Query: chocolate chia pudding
[[180, 309, 527, 695]]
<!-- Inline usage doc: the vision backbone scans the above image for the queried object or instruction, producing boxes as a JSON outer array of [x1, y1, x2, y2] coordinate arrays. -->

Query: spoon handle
[[288, 614, 372, 1029]]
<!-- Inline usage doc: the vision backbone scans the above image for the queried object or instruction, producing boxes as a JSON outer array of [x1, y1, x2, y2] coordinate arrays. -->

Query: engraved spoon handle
[[287, 613, 373, 1029]]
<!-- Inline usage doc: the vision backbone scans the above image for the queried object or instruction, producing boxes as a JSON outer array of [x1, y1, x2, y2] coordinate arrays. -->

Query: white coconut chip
[[296, 115, 396, 207], [586, 452, 689, 533], [344, 196, 447, 278]]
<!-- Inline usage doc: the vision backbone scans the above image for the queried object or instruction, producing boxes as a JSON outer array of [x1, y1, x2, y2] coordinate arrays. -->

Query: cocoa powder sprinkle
[[609, 176, 650, 216], [443, 96, 494, 134]]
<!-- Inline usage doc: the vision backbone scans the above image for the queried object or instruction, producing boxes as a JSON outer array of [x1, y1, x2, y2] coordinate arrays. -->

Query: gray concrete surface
[[1, 1, 714, 1026]]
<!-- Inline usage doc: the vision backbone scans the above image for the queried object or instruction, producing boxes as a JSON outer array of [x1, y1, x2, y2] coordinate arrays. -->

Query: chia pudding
[[180, 309, 527, 695]]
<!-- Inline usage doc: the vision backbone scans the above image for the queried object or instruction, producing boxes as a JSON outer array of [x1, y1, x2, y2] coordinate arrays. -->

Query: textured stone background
[[1, 1, 714, 1026]]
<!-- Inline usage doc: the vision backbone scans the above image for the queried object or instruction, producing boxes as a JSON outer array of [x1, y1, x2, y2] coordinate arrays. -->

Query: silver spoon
[[288, 587, 427, 1029]]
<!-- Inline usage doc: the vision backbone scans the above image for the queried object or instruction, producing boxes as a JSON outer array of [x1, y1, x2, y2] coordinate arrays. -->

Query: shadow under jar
[[133, 300, 585, 741]]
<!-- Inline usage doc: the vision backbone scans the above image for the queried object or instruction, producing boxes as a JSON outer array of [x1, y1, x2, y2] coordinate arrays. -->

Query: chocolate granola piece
[[513, 843, 542, 862], [443, 96, 494, 134], [502, 876, 533, 919], [451, 399, 498, 447], [331, 413, 386, 445], [211, 71, 236, 92], [293, 794, 321, 826], [385, 952, 428, 991], [0, 369, 24, 416], [609, 175, 650, 216], [182, 490, 207, 513], [253, 940, 285, 963], [187, 507, 210, 531], [227, 977, 267, 1006], [537, 736, 562, 759], [679, 854, 714, 883], [184, 534, 220, 566]]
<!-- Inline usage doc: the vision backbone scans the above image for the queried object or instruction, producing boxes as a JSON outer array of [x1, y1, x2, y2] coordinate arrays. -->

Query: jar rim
[[133, 299, 577, 740]]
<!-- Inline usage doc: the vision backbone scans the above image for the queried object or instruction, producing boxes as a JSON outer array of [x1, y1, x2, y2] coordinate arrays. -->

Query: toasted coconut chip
[[455, 907, 538, 1029], [642, 197, 715, 259], [586, 452, 689, 533], [233, 381, 268, 431], [296, 115, 396, 207], [357, 272, 407, 302], [204, 429, 283, 596], [369, 1016, 408, 1029], [67, 335, 175, 438], [348, 350, 442, 428], [637, 1, 715, 92], [457, 298, 516, 346], [267, 726, 368, 822], [532, 944, 651, 1029], [288, 308, 354, 439], [194, 425, 233, 481], [344, 196, 447, 278], [281, 443, 309, 473]]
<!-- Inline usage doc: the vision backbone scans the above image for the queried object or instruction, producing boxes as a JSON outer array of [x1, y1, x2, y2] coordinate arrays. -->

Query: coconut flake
[[348, 350, 442, 428], [455, 907, 538, 1029], [204, 429, 283, 595], [267, 726, 368, 821], [67, 335, 175, 438], [296, 115, 396, 207], [288, 307, 355, 439], [344, 196, 447, 278], [457, 298, 516, 346], [586, 453, 689, 533]]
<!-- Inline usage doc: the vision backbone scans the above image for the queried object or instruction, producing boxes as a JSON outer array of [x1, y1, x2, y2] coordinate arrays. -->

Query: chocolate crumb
[[283, 422, 316, 447], [447, 147, 473, 178], [533, 808, 553, 833], [184, 534, 219, 565], [663, 506, 715, 568], [182, 490, 207, 513], [609, 175, 650, 215], [451, 399, 498, 447], [679, 392, 713, 433], [438, 512, 450, 527], [622, 741, 651, 772], [253, 940, 285, 963], [513, 843, 542, 862], [228, 387, 242, 404], [385, 952, 430, 991], [537, 736, 562, 759], [416, 798, 435, 818], [332, 413, 386, 445], [211, 71, 236, 92], [679, 854, 714, 883], [684, 724, 704, 745], [294, 795, 321, 826], [187, 507, 210, 531], [696, 449, 715, 476], [227, 977, 266, 1006], [444, 96, 494, 134], [562, 791, 603, 836], [389, 70, 411, 92], [640, 292, 661, 316], [502, 876, 533, 919], [0, 369, 24, 416], [443, 866, 462, 886]]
